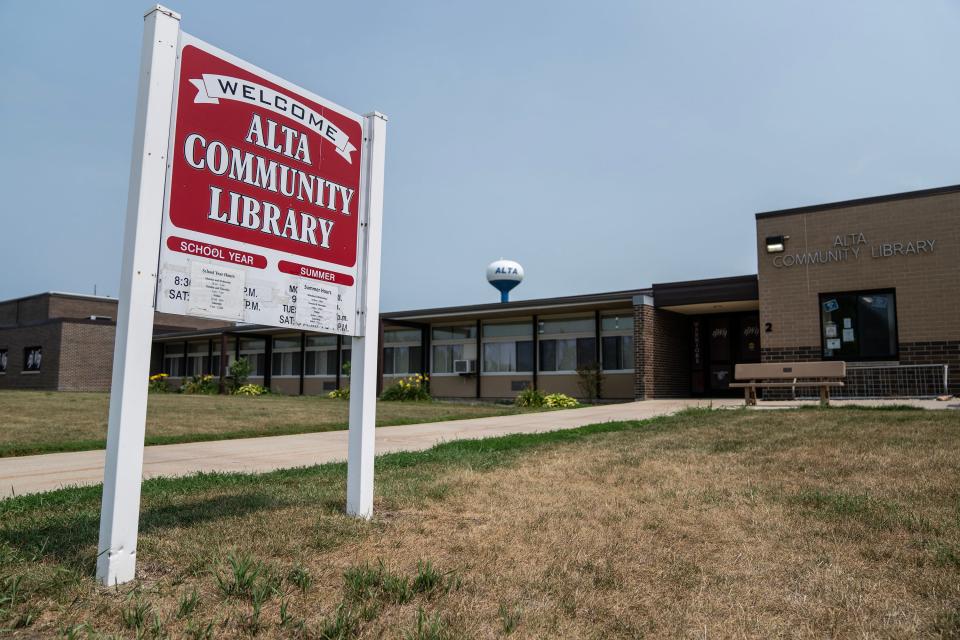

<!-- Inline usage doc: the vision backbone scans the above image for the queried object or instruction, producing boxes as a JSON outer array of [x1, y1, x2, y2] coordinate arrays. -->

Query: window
[[539, 338, 597, 371], [482, 321, 533, 372], [383, 329, 422, 375], [162, 343, 184, 376], [0, 349, 7, 373], [432, 343, 464, 373], [432, 326, 476, 340], [272, 336, 302, 376], [305, 335, 338, 376], [210, 337, 236, 377], [600, 312, 634, 371], [483, 341, 533, 372], [238, 337, 266, 376], [601, 336, 633, 370], [431, 325, 476, 374], [186, 341, 209, 377], [820, 290, 897, 360], [23, 346, 42, 372], [383, 346, 422, 375], [537, 315, 597, 372]]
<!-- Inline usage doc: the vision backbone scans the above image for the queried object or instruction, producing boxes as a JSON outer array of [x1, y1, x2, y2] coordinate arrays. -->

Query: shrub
[[328, 387, 350, 400], [234, 383, 268, 396], [181, 374, 218, 395], [576, 364, 604, 403], [514, 387, 545, 407], [148, 373, 170, 393], [543, 393, 579, 408], [229, 358, 252, 392], [381, 374, 431, 401]]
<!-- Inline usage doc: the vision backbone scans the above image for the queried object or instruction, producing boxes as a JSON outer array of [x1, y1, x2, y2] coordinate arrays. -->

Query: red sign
[[167, 45, 362, 267]]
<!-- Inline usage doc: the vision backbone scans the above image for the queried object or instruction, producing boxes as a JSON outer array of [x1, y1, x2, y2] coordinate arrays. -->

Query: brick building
[[0, 293, 228, 391], [2, 184, 957, 398]]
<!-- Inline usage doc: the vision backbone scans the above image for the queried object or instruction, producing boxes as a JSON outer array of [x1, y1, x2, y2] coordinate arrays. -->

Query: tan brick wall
[[757, 192, 960, 350], [48, 297, 119, 321], [757, 191, 960, 392], [58, 321, 116, 391], [0, 322, 62, 390], [634, 304, 690, 399]]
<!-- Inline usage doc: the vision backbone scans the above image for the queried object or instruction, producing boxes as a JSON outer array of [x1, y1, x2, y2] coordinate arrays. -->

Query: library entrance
[[691, 312, 760, 396]]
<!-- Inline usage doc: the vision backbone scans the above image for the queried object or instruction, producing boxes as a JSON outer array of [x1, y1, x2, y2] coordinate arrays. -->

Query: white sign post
[[97, 5, 181, 586], [97, 5, 386, 585], [347, 112, 387, 518]]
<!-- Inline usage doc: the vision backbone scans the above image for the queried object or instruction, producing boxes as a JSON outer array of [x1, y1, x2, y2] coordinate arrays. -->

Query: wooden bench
[[730, 361, 846, 406]]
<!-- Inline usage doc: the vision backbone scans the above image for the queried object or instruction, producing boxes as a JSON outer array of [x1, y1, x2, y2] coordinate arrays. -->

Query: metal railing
[[791, 363, 949, 399]]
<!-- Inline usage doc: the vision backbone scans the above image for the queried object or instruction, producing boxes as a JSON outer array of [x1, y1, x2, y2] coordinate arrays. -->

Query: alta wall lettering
[[772, 232, 936, 268]]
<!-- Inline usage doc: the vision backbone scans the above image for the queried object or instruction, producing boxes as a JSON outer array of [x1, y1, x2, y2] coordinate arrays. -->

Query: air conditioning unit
[[453, 359, 476, 375]]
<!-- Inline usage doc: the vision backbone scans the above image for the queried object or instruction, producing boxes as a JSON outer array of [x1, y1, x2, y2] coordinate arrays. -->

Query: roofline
[[0, 291, 118, 306], [755, 183, 960, 220], [650, 274, 757, 290], [381, 288, 651, 320]]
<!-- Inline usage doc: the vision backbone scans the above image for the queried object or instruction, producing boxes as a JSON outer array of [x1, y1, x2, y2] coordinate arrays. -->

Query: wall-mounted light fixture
[[765, 234, 788, 253]]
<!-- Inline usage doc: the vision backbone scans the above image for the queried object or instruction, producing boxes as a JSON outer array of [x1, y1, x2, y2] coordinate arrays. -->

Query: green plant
[[181, 374, 218, 395], [148, 373, 170, 393], [411, 560, 442, 597], [229, 358, 252, 392], [576, 363, 603, 403], [341, 360, 351, 377], [287, 564, 313, 592], [216, 553, 261, 598], [403, 608, 451, 640], [543, 393, 579, 408], [381, 374, 431, 401], [176, 589, 200, 619], [234, 383, 268, 396], [120, 598, 151, 631], [498, 602, 521, 634], [327, 387, 350, 400], [316, 604, 359, 640], [514, 387, 545, 407]]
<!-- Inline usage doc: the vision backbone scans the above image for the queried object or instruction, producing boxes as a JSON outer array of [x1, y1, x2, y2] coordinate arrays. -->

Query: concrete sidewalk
[[0, 399, 734, 498]]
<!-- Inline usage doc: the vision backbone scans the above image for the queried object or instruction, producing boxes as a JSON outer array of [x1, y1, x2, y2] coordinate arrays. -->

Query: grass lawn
[[1, 407, 959, 638], [0, 391, 541, 458]]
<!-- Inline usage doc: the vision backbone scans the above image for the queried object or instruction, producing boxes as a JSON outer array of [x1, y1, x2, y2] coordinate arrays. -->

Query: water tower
[[486, 259, 524, 303]]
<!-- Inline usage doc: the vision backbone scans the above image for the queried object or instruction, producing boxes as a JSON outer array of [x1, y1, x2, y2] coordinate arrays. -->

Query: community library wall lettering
[[772, 232, 936, 268]]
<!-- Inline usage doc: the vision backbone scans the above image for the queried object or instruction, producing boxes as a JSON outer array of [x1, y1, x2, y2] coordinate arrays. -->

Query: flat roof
[[755, 183, 960, 220], [0, 291, 117, 305]]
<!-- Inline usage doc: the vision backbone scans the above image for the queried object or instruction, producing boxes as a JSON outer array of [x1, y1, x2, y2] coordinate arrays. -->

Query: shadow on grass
[[0, 492, 289, 573]]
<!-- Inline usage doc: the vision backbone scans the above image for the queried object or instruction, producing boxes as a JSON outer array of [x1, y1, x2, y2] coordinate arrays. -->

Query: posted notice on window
[[188, 261, 245, 320], [295, 279, 340, 332]]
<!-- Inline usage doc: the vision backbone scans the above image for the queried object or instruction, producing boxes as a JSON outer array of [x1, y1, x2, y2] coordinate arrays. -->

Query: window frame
[[600, 310, 634, 372], [430, 324, 476, 376], [818, 288, 899, 362], [0, 348, 7, 374], [481, 319, 533, 374], [537, 313, 596, 375], [22, 346, 42, 373]]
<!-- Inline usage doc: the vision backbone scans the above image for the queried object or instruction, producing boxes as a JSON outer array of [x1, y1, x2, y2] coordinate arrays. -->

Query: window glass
[[601, 314, 633, 332], [538, 317, 594, 335], [0, 349, 7, 373], [601, 335, 634, 370], [187, 342, 207, 355], [483, 342, 516, 372], [516, 341, 534, 372], [273, 336, 300, 350], [164, 343, 184, 356], [432, 344, 464, 373], [483, 322, 532, 338], [384, 345, 422, 375], [539, 340, 557, 372], [384, 329, 421, 344], [23, 346, 42, 372], [272, 351, 302, 376], [306, 335, 336, 348], [820, 291, 897, 360], [432, 326, 476, 341]]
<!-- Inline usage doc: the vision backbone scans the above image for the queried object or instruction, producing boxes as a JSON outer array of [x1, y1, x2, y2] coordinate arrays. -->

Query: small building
[[1, 184, 957, 398]]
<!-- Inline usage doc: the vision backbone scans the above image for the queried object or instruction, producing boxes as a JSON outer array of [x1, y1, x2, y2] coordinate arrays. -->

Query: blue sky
[[1, 1, 959, 311]]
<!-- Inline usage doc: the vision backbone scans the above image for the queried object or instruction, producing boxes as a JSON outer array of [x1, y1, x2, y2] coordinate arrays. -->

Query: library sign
[[156, 36, 365, 334], [97, 6, 386, 588]]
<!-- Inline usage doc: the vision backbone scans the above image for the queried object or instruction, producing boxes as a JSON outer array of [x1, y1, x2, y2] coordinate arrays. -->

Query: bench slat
[[729, 382, 844, 388], [735, 361, 845, 380]]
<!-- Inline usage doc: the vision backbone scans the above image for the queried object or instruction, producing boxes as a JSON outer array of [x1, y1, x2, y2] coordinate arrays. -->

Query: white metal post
[[346, 112, 388, 518], [96, 5, 180, 586]]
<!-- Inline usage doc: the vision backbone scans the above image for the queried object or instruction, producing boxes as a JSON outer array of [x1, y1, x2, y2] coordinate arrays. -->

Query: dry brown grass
[[0, 390, 535, 457], [1, 407, 959, 638]]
